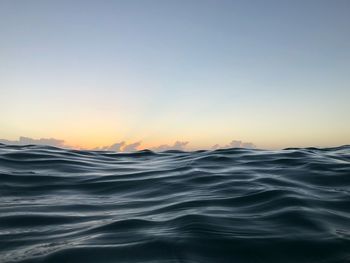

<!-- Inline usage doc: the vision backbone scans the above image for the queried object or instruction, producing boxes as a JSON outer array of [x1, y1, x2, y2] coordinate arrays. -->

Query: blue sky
[[0, 0, 349, 149]]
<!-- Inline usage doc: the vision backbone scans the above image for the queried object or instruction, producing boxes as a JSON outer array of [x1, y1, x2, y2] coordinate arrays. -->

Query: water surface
[[0, 144, 349, 262]]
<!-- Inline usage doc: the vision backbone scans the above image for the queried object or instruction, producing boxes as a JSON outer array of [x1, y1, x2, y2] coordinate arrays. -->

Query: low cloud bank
[[94, 141, 141, 152], [94, 142, 126, 151], [95, 140, 188, 152], [123, 141, 141, 152], [0, 137, 257, 151], [212, 140, 256, 150], [151, 141, 189, 151], [0, 136, 68, 148]]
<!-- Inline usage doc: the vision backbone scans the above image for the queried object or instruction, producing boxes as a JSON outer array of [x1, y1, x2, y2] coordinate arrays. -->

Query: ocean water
[[0, 144, 349, 263]]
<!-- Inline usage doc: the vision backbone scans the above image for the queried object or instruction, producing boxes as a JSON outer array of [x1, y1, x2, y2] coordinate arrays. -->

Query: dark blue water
[[0, 143, 349, 263]]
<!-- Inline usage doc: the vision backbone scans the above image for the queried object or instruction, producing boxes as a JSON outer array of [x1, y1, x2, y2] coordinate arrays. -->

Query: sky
[[0, 0, 349, 150]]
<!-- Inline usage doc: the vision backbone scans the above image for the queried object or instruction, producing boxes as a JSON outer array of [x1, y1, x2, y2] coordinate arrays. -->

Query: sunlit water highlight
[[0, 144, 349, 262]]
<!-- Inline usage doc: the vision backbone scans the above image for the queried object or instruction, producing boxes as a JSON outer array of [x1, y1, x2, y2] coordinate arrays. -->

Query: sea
[[0, 143, 349, 262]]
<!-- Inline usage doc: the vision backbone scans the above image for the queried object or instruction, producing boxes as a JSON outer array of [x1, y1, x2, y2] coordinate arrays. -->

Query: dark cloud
[[151, 141, 189, 151], [212, 140, 256, 149], [0, 136, 67, 148]]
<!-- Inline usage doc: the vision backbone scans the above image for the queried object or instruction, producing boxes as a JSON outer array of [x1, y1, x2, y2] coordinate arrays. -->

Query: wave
[[0, 144, 349, 262]]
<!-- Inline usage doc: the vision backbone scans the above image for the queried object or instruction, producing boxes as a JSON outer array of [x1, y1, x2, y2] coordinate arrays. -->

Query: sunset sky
[[1, 0, 349, 150]]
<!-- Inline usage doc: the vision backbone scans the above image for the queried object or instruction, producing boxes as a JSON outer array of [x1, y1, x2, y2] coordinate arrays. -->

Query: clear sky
[[1, 0, 349, 150]]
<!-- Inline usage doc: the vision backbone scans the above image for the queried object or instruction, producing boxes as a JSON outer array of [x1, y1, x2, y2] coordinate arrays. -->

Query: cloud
[[0, 137, 142, 152], [96, 140, 189, 152], [93, 141, 141, 152], [229, 140, 243, 148], [151, 141, 189, 151], [107, 142, 126, 151], [0, 136, 67, 148], [94, 141, 126, 151], [123, 141, 141, 152], [212, 140, 256, 150], [0, 137, 255, 152], [211, 144, 220, 150], [241, 142, 256, 149]]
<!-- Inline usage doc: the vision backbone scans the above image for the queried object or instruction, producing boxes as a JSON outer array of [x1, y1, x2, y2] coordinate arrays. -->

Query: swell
[[0, 144, 349, 263]]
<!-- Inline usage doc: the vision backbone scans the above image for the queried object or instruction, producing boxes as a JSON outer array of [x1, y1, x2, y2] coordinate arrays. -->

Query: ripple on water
[[0, 144, 349, 263]]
